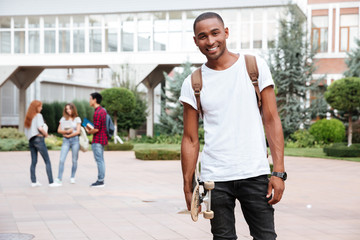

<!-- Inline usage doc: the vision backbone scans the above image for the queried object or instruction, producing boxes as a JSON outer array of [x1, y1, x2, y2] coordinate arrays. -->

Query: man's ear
[[193, 36, 198, 46], [225, 27, 229, 39]]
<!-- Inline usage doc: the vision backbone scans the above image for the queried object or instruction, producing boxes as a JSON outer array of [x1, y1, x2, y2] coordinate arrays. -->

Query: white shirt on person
[[179, 54, 274, 182], [59, 116, 81, 132], [24, 113, 45, 140]]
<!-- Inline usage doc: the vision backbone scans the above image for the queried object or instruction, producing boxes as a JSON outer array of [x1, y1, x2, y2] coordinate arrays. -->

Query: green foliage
[[106, 142, 134, 151], [0, 139, 28, 151], [158, 62, 193, 135], [0, 127, 26, 139], [309, 119, 345, 144], [101, 87, 136, 116], [287, 129, 317, 148], [344, 38, 360, 77], [131, 134, 182, 144], [324, 77, 360, 112], [135, 149, 180, 160], [52, 101, 65, 125], [323, 143, 360, 157], [42, 103, 57, 133], [269, 5, 326, 138]]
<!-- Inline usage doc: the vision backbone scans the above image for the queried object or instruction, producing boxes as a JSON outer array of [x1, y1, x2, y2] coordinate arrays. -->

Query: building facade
[[0, 0, 358, 136]]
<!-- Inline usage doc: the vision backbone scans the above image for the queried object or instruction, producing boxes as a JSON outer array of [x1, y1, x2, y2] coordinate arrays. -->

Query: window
[[0, 17, 11, 53], [253, 9, 263, 49], [73, 16, 85, 53], [311, 16, 328, 52], [121, 14, 134, 51], [14, 17, 25, 53], [168, 11, 182, 51], [44, 16, 56, 53], [28, 17, 40, 53], [58, 16, 70, 53], [267, 8, 278, 48], [154, 12, 167, 51], [240, 9, 251, 49], [222, 9, 238, 49], [104, 15, 118, 52], [137, 13, 151, 51], [89, 15, 102, 52], [340, 14, 359, 52]]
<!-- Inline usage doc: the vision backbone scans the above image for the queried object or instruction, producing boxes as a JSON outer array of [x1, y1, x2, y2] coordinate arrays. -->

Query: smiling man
[[180, 12, 286, 240]]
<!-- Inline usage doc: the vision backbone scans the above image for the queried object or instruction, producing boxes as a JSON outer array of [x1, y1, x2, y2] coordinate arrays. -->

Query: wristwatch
[[271, 172, 287, 181]]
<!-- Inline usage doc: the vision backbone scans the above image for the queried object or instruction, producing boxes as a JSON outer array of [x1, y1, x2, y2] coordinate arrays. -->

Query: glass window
[[59, 30, 70, 53], [169, 11, 182, 32], [44, 30, 55, 53], [154, 32, 167, 51], [267, 8, 278, 48], [340, 14, 359, 52], [44, 16, 56, 28], [89, 15, 102, 27], [104, 14, 118, 28], [168, 32, 182, 51], [186, 11, 202, 32], [58, 16, 70, 28], [154, 12, 167, 51], [121, 15, 134, 51], [14, 31, 25, 53], [0, 17, 11, 28], [240, 9, 251, 49], [73, 15, 84, 28], [0, 31, 11, 53], [312, 16, 328, 52], [73, 29, 85, 53], [89, 29, 101, 52], [14, 17, 25, 28], [138, 13, 151, 51], [28, 17, 40, 28], [28, 31, 40, 53], [105, 28, 117, 52]]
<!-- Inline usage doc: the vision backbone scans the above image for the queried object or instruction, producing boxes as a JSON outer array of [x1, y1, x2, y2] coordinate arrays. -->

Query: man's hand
[[267, 176, 285, 205]]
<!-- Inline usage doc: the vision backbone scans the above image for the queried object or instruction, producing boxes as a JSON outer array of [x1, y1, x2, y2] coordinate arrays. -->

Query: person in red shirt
[[86, 92, 108, 187]]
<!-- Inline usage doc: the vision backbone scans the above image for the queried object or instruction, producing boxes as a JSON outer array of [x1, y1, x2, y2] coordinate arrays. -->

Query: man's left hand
[[267, 176, 285, 205]]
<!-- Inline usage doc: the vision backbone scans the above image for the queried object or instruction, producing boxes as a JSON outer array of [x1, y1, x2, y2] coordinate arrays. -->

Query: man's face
[[193, 17, 229, 61], [89, 96, 95, 107]]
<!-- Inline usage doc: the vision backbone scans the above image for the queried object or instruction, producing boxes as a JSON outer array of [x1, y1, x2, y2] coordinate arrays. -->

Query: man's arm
[[261, 86, 285, 205], [181, 103, 200, 210]]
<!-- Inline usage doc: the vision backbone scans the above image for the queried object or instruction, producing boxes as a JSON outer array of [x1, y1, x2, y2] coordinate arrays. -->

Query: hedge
[[106, 142, 134, 151], [0, 127, 26, 139], [0, 139, 28, 151], [135, 149, 180, 160], [323, 143, 360, 157], [309, 119, 345, 144]]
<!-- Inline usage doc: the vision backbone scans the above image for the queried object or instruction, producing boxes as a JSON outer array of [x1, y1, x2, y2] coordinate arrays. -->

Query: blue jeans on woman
[[29, 136, 54, 184], [58, 136, 80, 180], [210, 175, 276, 240], [91, 143, 105, 182]]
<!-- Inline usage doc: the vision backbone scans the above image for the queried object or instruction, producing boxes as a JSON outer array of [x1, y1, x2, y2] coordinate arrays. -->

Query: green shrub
[[309, 119, 345, 144], [0, 127, 26, 139], [0, 139, 28, 151], [323, 143, 360, 157], [135, 149, 180, 160], [53, 101, 66, 124], [131, 134, 182, 144], [106, 142, 134, 151], [42, 103, 57, 133], [288, 129, 316, 148]]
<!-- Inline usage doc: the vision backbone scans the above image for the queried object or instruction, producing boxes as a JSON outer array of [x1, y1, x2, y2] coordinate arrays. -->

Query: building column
[[146, 86, 154, 137], [18, 87, 26, 132]]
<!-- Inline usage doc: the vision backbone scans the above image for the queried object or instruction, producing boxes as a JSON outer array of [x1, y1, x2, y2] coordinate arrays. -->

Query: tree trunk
[[348, 113, 352, 147], [114, 114, 118, 144]]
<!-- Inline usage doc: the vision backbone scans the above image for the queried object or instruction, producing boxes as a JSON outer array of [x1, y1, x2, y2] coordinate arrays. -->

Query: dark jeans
[[210, 175, 276, 240], [29, 136, 54, 184]]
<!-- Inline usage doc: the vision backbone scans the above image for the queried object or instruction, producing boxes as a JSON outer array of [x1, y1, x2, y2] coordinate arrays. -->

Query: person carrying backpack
[[86, 92, 108, 187], [180, 12, 286, 239]]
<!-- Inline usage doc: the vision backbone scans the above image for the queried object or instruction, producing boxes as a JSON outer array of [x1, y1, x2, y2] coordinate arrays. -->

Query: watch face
[[283, 172, 287, 181]]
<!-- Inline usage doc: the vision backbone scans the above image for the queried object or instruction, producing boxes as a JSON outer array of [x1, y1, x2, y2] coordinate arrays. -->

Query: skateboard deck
[[190, 162, 215, 222]]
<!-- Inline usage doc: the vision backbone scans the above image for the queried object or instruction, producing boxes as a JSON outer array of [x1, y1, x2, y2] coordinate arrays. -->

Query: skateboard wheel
[[204, 181, 215, 190], [203, 210, 214, 219]]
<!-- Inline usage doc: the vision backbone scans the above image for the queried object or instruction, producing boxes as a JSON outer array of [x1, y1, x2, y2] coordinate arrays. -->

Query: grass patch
[[284, 147, 360, 162], [135, 149, 180, 160]]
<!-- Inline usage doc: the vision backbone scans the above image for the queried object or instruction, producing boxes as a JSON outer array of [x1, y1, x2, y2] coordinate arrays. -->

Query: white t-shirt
[[179, 54, 274, 182], [59, 117, 81, 131], [24, 113, 45, 140]]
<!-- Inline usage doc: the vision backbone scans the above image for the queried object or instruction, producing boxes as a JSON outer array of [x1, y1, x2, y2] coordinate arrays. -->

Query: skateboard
[[190, 162, 215, 222]]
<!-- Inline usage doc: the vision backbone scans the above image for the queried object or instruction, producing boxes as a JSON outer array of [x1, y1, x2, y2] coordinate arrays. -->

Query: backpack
[[79, 126, 89, 152], [191, 54, 261, 118], [103, 108, 115, 138]]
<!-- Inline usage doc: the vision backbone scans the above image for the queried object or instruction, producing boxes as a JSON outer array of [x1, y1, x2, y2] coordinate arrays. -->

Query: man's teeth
[[208, 46, 217, 51]]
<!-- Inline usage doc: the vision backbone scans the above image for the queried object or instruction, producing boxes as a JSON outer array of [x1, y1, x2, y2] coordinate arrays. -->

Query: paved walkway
[[0, 151, 359, 240]]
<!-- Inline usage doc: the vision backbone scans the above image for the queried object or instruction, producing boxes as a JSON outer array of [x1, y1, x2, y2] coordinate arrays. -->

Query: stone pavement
[[0, 151, 359, 240]]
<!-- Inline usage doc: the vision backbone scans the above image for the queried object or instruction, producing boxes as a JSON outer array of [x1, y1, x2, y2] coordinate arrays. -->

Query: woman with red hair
[[24, 100, 60, 187]]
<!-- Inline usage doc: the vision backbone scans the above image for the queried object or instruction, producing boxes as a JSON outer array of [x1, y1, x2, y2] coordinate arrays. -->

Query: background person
[[86, 92, 108, 187], [24, 100, 60, 187], [55, 103, 81, 185]]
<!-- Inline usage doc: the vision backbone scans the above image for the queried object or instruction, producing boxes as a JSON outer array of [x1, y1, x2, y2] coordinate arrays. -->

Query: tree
[[324, 77, 360, 146], [100, 88, 136, 141], [269, 5, 325, 138], [344, 38, 360, 78], [158, 62, 193, 135]]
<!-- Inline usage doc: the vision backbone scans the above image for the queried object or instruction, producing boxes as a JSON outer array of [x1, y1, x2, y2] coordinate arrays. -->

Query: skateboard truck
[[190, 177, 215, 222]]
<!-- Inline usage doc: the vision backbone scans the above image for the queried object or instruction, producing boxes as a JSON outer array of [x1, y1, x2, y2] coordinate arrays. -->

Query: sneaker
[[31, 181, 42, 187], [49, 182, 62, 187], [55, 178, 62, 185], [90, 181, 105, 188], [70, 178, 76, 184]]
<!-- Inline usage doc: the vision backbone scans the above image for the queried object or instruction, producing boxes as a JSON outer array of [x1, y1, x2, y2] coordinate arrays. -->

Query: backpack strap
[[244, 54, 262, 110], [191, 68, 203, 117]]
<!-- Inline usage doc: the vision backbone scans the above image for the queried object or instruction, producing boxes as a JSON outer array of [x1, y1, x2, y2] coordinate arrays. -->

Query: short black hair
[[90, 92, 102, 104], [193, 12, 224, 33]]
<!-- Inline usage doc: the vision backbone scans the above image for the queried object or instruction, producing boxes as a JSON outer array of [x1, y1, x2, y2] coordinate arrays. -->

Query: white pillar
[[19, 87, 26, 132], [146, 86, 154, 137]]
